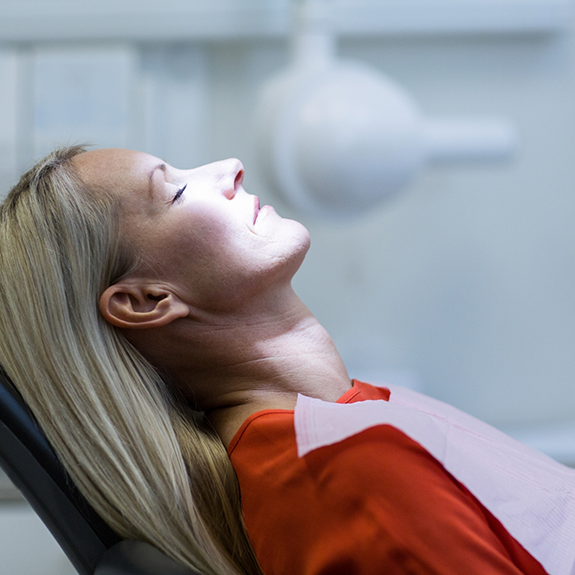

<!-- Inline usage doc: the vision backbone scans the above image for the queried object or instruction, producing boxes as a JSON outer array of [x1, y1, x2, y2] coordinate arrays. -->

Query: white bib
[[294, 385, 575, 575]]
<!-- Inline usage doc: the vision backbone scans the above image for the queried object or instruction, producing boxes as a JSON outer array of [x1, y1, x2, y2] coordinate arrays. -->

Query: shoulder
[[230, 407, 546, 575], [232, 411, 472, 573]]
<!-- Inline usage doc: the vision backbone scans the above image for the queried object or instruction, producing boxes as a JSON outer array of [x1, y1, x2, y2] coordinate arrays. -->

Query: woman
[[0, 147, 558, 574]]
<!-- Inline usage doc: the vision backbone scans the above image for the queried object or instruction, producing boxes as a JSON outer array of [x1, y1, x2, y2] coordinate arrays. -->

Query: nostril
[[234, 169, 244, 191], [221, 159, 244, 199]]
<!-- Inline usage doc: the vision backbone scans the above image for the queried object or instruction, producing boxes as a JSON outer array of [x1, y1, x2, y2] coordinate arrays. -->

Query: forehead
[[72, 148, 159, 195]]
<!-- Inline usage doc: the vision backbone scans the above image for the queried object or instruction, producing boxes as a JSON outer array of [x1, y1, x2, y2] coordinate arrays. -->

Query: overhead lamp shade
[[256, 43, 518, 218]]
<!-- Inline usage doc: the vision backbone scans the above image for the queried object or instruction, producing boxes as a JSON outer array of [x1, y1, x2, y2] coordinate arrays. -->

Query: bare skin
[[73, 148, 352, 447], [127, 285, 350, 447]]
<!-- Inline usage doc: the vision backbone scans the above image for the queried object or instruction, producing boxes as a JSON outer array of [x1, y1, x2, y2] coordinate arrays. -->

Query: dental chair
[[0, 367, 200, 575]]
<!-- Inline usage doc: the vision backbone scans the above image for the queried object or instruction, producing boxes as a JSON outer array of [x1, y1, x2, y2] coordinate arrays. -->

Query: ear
[[99, 280, 189, 330]]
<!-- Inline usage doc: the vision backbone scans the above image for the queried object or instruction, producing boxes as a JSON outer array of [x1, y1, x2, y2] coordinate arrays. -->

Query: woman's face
[[73, 148, 310, 312]]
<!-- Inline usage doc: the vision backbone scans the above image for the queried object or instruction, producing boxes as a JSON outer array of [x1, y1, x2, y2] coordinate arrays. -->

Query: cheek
[[151, 213, 257, 299], [160, 218, 234, 274]]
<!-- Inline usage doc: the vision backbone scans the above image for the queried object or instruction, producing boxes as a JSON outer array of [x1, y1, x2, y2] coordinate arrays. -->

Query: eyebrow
[[147, 163, 167, 201]]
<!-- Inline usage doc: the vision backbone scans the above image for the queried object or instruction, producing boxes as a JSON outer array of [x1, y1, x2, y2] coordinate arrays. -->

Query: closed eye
[[171, 184, 187, 204]]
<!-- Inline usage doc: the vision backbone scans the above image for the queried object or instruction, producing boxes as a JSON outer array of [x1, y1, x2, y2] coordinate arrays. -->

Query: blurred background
[[0, 0, 574, 572]]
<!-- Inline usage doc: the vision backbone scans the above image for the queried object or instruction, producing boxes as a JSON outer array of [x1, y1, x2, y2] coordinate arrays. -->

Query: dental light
[[255, 0, 518, 218]]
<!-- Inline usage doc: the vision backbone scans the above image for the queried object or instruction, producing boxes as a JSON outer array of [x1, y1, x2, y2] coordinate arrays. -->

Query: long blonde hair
[[0, 147, 261, 575]]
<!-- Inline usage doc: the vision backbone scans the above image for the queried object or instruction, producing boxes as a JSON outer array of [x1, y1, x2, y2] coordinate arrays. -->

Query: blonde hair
[[0, 147, 261, 575]]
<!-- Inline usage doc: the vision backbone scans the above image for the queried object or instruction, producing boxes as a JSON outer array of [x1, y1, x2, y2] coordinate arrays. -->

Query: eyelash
[[171, 184, 187, 204]]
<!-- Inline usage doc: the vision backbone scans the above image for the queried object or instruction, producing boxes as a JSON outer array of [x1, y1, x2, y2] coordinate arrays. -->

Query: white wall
[[294, 31, 575, 428], [0, 503, 75, 575]]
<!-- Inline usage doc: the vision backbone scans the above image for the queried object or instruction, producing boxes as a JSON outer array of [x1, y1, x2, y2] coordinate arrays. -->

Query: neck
[[166, 287, 351, 446]]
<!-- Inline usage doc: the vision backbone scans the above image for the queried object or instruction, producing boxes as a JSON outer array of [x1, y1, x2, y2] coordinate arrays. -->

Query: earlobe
[[99, 281, 189, 330]]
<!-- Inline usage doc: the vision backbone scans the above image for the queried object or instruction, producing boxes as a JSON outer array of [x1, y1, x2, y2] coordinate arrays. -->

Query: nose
[[219, 158, 244, 200]]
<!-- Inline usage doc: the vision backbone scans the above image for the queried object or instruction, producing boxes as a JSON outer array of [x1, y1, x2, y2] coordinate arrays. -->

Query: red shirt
[[228, 381, 547, 575]]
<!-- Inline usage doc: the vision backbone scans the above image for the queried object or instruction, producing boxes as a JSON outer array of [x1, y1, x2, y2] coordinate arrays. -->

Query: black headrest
[[0, 366, 121, 575], [0, 366, 64, 481]]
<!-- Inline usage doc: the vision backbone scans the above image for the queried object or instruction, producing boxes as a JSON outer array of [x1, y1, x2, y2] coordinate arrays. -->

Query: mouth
[[253, 196, 260, 224]]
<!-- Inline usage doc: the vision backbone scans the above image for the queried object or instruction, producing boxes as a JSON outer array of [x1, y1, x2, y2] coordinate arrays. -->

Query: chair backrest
[[0, 367, 122, 575]]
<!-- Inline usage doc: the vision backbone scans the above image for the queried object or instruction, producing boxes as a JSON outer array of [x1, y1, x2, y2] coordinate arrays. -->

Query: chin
[[288, 220, 311, 258], [287, 223, 312, 271], [287, 216, 310, 241]]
